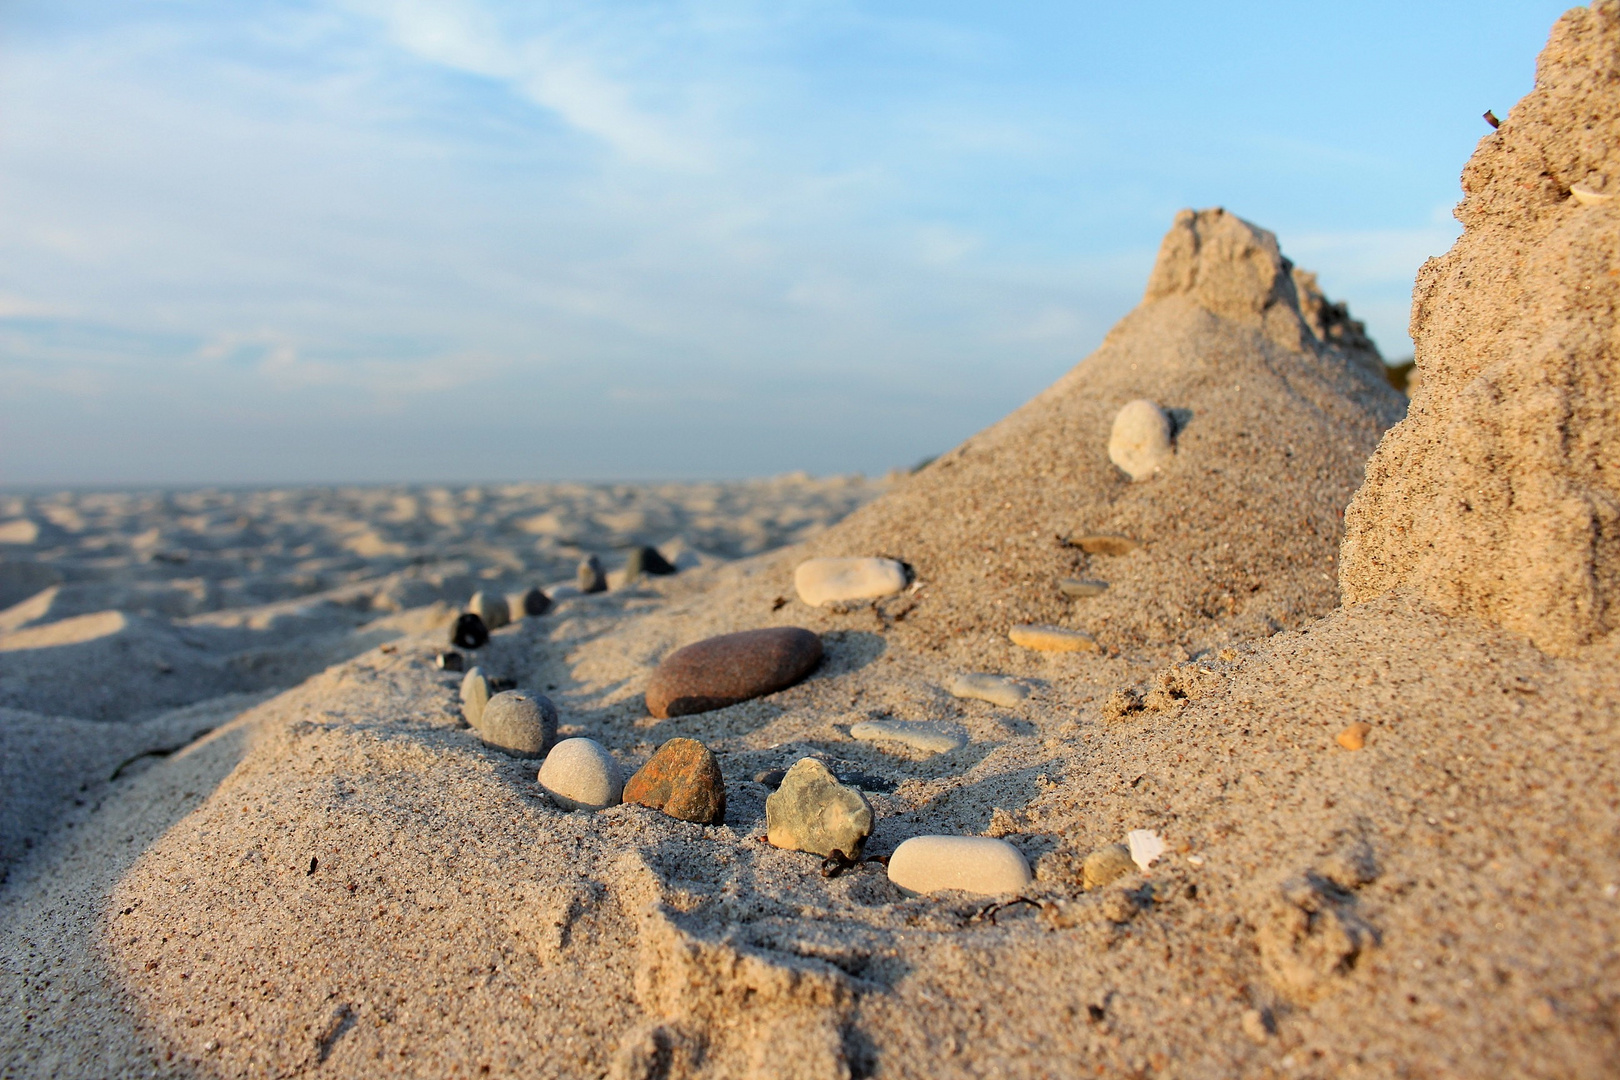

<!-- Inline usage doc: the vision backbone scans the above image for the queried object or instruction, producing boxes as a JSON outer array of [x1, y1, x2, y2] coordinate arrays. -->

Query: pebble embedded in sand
[[538, 737, 622, 811], [469, 591, 510, 630], [1337, 721, 1373, 751], [1070, 534, 1138, 556], [578, 555, 608, 594], [622, 737, 726, 824], [645, 627, 823, 718], [521, 586, 552, 617], [765, 758, 873, 858], [480, 690, 558, 759], [753, 768, 787, 788], [945, 672, 1029, 708], [849, 718, 966, 755], [887, 836, 1032, 896], [1081, 844, 1136, 890], [1058, 578, 1109, 599], [1009, 625, 1098, 653], [625, 545, 677, 578], [1108, 399, 1175, 481], [460, 666, 491, 728], [450, 612, 489, 649], [436, 650, 463, 672], [793, 557, 907, 607]]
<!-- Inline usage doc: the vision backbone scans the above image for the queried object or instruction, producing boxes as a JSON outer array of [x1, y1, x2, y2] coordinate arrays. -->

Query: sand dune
[[4, 6, 1619, 1079]]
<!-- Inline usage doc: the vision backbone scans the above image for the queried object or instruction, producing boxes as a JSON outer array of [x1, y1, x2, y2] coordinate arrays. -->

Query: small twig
[[971, 896, 1042, 925], [820, 850, 858, 878]]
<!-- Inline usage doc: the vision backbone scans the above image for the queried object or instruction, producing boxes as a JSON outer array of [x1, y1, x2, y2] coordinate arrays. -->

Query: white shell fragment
[[1108, 399, 1175, 481], [1127, 828, 1166, 872], [1570, 184, 1614, 206], [794, 557, 907, 607]]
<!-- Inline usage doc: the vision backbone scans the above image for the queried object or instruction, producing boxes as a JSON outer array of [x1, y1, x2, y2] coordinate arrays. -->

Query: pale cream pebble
[[1009, 624, 1098, 653], [537, 737, 622, 811], [793, 557, 907, 606], [1108, 399, 1175, 481], [887, 836, 1032, 896]]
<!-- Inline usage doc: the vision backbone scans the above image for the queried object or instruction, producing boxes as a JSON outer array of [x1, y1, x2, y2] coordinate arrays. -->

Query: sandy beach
[[4, 6, 1619, 1078]]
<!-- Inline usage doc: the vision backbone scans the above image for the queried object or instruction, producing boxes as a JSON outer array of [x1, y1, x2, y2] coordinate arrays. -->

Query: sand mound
[[1341, 2, 1620, 655], [10, 11, 1620, 1080], [791, 206, 1401, 655]]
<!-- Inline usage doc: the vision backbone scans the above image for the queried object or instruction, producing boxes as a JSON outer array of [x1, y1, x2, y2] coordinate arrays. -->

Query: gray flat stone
[[944, 672, 1029, 708], [460, 666, 491, 728], [849, 719, 966, 755], [1058, 578, 1110, 598]]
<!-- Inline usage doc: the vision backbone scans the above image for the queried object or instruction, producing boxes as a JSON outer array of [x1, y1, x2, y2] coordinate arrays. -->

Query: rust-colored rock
[[644, 627, 822, 718], [623, 737, 726, 824]]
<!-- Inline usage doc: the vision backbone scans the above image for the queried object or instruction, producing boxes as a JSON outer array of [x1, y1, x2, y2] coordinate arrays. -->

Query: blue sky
[[0, 0, 1570, 485]]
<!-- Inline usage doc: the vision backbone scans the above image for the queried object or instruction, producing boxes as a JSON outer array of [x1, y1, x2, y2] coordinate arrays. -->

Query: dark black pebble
[[451, 613, 490, 649], [437, 650, 465, 672], [625, 545, 677, 577], [578, 555, 607, 594], [521, 586, 553, 617]]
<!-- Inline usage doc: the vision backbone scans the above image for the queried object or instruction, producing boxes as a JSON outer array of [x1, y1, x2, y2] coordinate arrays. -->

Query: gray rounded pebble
[[479, 690, 558, 759], [469, 590, 511, 630]]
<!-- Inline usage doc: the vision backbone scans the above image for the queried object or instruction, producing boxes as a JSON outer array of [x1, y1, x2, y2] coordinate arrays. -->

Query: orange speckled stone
[[623, 737, 726, 824]]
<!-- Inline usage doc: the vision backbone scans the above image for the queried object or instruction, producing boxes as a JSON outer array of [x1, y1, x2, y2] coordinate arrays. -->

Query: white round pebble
[[1108, 398, 1174, 482], [849, 718, 966, 756], [794, 557, 907, 607], [538, 737, 623, 811], [887, 835, 1032, 896]]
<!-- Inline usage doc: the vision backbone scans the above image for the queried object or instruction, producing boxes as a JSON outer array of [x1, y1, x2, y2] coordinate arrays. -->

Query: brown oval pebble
[[623, 737, 726, 824], [645, 627, 823, 718], [1071, 533, 1138, 556], [1336, 721, 1372, 751]]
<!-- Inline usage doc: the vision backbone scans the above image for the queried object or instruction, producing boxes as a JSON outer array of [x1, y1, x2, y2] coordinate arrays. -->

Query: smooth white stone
[[944, 672, 1029, 708], [887, 836, 1032, 896], [1108, 399, 1174, 481], [794, 557, 907, 607], [849, 719, 966, 755], [538, 738, 623, 811]]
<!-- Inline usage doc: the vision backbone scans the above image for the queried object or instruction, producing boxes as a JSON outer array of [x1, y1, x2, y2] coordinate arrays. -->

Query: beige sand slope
[[4, 6, 1619, 1079]]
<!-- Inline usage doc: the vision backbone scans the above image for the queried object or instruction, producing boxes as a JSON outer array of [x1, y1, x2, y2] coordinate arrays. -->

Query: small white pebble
[[1605, 883, 1618, 899], [1185, 854, 1205, 867]]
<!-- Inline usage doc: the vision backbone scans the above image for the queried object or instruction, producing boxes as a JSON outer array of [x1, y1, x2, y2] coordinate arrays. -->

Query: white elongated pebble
[[849, 719, 966, 755], [1127, 828, 1166, 871], [794, 557, 907, 607], [538, 738, 623, 811], [1108, 399, 1174, 481], [945, 672, 1029, 708], [888, 836, 1032, 896]]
